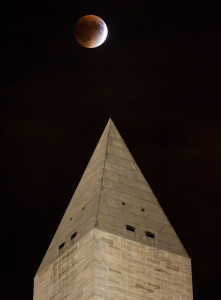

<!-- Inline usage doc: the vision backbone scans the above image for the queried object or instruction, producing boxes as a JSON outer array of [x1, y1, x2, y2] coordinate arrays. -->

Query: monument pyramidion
[[34, 119, 193, 299]]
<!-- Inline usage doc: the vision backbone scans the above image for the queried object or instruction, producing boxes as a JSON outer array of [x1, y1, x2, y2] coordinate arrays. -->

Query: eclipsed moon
[[74, 15, 108, 48]]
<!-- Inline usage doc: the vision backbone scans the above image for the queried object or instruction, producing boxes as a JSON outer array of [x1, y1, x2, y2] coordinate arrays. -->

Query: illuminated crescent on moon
[[74, 15, 108, 48]]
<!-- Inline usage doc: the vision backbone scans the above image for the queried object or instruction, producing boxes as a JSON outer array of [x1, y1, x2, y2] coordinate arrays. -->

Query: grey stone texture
[[94, 229, 192, 299], [34, 229, 193, 300], [34, 119, 193, 299], [34, 231, 94, 300]]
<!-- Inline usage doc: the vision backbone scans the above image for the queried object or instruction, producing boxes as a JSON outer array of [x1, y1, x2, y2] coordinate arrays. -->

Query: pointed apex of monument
[[106, 117, 117, 128], [37, 120, 188, 274], [105, 117, 116, 128]]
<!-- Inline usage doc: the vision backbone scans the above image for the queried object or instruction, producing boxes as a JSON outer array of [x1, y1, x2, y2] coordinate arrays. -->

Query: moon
[[74, 15, 108, 48]]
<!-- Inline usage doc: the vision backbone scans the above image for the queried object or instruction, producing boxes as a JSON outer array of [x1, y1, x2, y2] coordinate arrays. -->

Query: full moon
[[74, 15, 108, 48]]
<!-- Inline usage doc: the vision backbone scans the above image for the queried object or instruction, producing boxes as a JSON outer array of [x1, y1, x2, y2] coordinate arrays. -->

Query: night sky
[[1, 1, 221, 299]]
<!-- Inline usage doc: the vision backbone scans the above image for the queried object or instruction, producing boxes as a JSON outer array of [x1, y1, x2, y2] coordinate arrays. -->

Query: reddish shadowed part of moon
[[74, 15, 108, 48]]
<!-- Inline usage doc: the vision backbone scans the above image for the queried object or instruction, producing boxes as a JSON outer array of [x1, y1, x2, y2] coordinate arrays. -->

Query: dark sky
[[1, 1, 221, 299]]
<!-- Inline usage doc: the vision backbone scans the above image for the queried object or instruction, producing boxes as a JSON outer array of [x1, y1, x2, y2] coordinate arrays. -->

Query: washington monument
[[34, 119, 193, 299]]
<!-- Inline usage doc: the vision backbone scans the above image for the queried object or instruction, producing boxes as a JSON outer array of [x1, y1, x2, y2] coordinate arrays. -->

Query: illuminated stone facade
[[34, 119, 193, 299]]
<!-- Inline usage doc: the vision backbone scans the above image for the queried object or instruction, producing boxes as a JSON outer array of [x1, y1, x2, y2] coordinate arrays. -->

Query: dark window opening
[[122, 202, 126, 205], [71, 231, 77, 240], [141, 208, 145, 212], [59, 242, 65, 250], [126, 225, 135, 232], [145, 231, 155, 238]]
